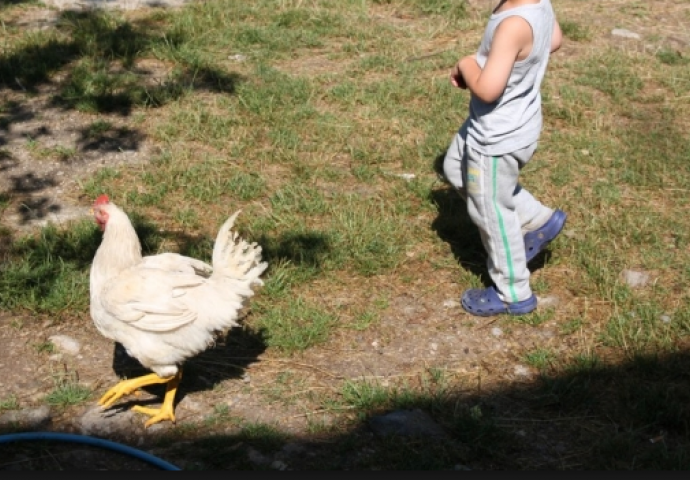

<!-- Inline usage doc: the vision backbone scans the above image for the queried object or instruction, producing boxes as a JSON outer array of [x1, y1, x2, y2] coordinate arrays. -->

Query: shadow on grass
[[0, 9, 241, 102], [429, 150, 488, 283], [257, 231, 332, 269], [0, 0, 41, 12], [1, 216, 690, 469], [429, 150, 559, 284], [0, 7, 243, 225], [109, 349, 690, 469], [108, 325, 268, 411], [2, 350, 690, 469]]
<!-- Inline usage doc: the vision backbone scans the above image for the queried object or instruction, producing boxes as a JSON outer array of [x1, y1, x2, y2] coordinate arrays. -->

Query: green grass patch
[[2, 0, 690, 470]]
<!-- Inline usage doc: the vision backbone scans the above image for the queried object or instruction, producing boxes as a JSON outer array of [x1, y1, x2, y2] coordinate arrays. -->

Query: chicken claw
[[131, 370, 182, 428], [98, 373, 173, 409], [132, 405, 176, 428]]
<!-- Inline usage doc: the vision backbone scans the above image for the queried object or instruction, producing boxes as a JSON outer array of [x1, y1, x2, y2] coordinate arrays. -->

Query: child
[[442, 0, 566, 317]]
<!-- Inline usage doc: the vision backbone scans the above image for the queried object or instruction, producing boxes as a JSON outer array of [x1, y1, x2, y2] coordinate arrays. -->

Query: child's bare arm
[[456, 16, 532, 103], [551, 19, 563, 53]]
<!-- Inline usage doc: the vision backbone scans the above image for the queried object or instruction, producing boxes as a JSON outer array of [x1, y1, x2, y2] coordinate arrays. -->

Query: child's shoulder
[[492, 14, 534, 42]]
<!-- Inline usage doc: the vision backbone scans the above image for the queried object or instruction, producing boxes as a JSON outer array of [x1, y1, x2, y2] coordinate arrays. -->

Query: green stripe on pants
[[492, 156, 518, 303]]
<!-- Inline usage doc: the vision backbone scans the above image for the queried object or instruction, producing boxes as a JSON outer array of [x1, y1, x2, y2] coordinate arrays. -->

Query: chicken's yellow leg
[[131, 370, 182, 428], [98, 373, 173, 409]]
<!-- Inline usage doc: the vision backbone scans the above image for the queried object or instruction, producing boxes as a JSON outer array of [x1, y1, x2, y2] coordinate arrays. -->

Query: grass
[[0, 395, 19, 411], [524, 348, 557, 370], [33, 340, 57, 354], [44, 370, 92, 408], [1, 0, 690, 470]]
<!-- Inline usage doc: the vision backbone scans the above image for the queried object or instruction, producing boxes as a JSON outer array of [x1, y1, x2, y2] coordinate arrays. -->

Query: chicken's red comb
[[94, 194, 110, 205]]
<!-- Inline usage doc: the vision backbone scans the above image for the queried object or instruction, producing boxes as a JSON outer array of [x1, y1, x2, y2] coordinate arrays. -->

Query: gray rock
[[513, 365, 532, 378], [247, 447, 270, 466], [271, 460, 288, 470], [621, 269, 650, 288], [369, 409, 447, 438], [0, 406, 51, 428], [48, 334, 81, 355], [612, 28, 641, 40], [537, 295, 560, 308], [281, 442, 306, 455], [145, 423, 166, 434], [443, 299, 461, 308], [178, 396, 204, 412], [78, 405, 137, 436]]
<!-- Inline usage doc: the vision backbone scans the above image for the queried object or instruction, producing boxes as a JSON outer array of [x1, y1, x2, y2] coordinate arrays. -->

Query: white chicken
[[89, 194, 267, 427]]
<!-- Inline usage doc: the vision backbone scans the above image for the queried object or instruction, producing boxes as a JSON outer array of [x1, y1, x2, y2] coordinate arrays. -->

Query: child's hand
[[450, 61, 467, 89]]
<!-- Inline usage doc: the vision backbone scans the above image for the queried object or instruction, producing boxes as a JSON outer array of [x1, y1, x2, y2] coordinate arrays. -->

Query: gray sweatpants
[[443, 123, 553, 303]]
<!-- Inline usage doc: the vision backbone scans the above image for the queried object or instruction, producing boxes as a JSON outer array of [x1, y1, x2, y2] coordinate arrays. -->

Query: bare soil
[[1, 0, 689, 471]]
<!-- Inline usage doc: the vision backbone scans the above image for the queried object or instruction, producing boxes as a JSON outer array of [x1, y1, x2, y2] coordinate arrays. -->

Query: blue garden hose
[[0, 432, 181, 470]]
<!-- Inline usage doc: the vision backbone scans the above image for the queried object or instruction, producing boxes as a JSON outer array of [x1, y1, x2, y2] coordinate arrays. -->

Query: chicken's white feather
[[89, 199, 267, 378]]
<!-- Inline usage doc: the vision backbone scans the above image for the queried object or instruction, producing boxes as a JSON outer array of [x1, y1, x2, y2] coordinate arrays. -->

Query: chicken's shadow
[[109, 324, 267, 408]]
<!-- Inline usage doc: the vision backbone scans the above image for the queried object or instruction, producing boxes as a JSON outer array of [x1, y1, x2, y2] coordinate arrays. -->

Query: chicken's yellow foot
[[132, 370, 182, 428], [98, 373, 173, 409]]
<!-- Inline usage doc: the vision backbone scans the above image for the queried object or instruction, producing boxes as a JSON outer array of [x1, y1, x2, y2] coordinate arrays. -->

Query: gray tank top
[[466, 0, 555, 156]]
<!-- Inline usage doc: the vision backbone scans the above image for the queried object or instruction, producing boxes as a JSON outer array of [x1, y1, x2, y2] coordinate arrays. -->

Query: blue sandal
[[524, 209, 567, 263], [461, 286, 537, 317]]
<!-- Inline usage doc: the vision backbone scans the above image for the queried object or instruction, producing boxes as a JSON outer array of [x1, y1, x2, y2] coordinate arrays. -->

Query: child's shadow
[[430, 152, 550, 283], [430, 152, 490, 284]]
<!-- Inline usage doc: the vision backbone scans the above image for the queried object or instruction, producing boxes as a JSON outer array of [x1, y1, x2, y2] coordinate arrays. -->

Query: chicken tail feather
[[211, 210, 268, 285]]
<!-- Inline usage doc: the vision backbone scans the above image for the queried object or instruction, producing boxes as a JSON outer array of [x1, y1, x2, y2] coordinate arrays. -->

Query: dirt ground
[[2, 0, 689, 471], [0, 63, 561, 464], [0, 2, 539, 468]]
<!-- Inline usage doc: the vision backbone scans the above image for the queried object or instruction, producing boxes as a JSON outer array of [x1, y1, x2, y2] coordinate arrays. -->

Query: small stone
[[179, 396, 204, 412], [537, 295, 560, 308], [79, 406, 137, 436], [281, 443, 306, 455], [369, 409, 447, 438], [491, 327, 503, 337], [612, 28, 641, 40], [271, 460, 288, 470], [247, 447, 270, 466], [146, 423, 166, 434], [0, 406, 51, 429], [621, 269, 650, 288], [48, 335, 81, 355], [443, 299, 461, 308], [661, 315, 671, 324]]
